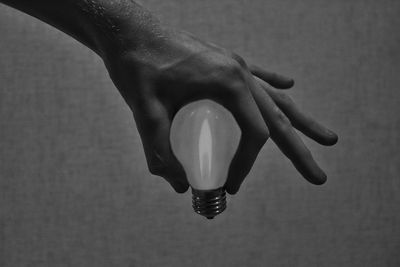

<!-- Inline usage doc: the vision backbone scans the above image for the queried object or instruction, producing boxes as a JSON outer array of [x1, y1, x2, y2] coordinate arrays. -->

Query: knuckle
[[228, 80, 247, 98], [215, 68, 248, 99], [224, 59, 245, 79], [277, 92, 292, 105], [230, 53, 247, 68], [147, 152, 171, 177], [272, 106, 292, 132], [208, 54, 247, 89], [225, 63, 248, 89], [275, 120, 292, 135]]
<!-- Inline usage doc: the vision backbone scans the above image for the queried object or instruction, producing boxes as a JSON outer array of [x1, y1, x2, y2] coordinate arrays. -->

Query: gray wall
[[1, 0, 399, 266]]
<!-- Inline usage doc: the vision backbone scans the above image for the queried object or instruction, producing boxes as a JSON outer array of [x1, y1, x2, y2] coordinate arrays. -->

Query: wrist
[[85, 1, 165, 60]]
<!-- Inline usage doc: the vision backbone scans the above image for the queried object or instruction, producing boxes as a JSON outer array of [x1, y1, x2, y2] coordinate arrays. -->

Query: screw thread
[[192, 187, 226, 219]]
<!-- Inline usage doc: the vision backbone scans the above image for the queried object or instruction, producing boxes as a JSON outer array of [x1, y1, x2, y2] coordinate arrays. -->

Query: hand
[[0, 0, 338, 194], [102, 28, 338, 194]]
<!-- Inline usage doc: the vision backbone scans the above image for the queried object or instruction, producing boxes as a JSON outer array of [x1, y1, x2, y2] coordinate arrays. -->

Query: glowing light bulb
[[170, 100, 241, 219]]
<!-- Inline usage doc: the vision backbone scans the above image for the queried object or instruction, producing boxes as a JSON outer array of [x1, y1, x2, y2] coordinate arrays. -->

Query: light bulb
[[170, 100, 241, 219]]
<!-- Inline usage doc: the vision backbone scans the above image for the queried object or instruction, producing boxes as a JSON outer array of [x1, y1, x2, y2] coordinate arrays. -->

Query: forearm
[[0, 0, 163, 57]]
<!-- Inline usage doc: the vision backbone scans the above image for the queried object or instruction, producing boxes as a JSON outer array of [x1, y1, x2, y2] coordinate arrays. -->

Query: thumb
[[134, 99, 189, 193]]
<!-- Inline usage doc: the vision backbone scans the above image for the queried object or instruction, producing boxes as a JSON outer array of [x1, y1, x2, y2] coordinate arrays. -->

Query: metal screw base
[[192, 187, 226, 219]]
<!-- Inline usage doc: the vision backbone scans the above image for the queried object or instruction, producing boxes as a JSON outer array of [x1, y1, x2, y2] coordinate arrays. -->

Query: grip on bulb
[[191, 187, 226, 219]]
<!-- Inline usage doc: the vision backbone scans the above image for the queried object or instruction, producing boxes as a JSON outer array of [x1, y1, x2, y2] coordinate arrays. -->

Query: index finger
[[223, 85, 270, 194]]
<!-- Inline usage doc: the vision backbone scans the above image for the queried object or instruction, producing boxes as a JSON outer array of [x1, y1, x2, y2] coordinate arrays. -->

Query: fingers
[[248, 76, 327, 185], [134, 99, 189, 193], [255, 77, 338, 146], [223, 88, 270, 195], [249, 64, 294, 89]]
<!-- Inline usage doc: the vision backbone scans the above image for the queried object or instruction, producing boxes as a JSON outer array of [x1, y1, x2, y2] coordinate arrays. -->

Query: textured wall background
[[1, 0, 399, 266]]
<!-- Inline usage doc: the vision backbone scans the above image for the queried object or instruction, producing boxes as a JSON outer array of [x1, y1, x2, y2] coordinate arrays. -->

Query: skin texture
[[0, 0, 338, 194]]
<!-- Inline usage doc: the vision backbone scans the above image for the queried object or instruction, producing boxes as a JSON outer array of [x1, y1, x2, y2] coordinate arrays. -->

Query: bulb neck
[[191, 187, 226, 219]]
